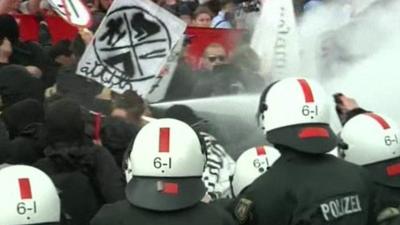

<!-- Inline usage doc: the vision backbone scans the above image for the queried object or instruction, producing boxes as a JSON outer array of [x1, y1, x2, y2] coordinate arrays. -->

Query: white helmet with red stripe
[[125, 118, 206, 211], [340, 112, 400, 165], [231, 146, 280, 197], [258, 77, 337, 153], [0, 165, 60, 225]]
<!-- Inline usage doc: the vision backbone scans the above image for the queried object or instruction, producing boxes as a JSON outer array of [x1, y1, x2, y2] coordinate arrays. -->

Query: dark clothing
[[0, 62, 9, 69], [164, 60, 196, 101], [191, 65, 248, 98], [5, 134, 45, 165], [56, 66, 105, 112], [34, 144, 125, 203], [0, 120, 10, 164], [34, 144, 125, 225], [374, 184, 400, 216], [233, 150, 375, 225], [342, 108, 400, 222], [51, 171, 102, 225], [100, 117, 139, 167], [1, 98, 44, 139], [91, 200, 235, 225], [1, 99, 46, 164], [365, 158, 400, 223], [190, 71, 229, 98], [11, 41, 46, 70], [212, 198, 235, 212], [36, 98, 125, 224], [0, 65, 45, 109], [45, 99, 86, 145]]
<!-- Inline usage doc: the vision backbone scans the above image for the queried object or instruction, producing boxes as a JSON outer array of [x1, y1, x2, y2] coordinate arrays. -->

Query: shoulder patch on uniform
[[234, 198, 253, 224], [377, 207, 400, 223]]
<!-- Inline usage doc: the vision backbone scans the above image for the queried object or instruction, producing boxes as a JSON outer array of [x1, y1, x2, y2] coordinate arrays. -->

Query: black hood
[[1, 98, 44, 139], [164, 104, 208, 132], [0, 65, 44, 109], [100, 117, 139, 152], [56, 69, 103, 103], [45, 99, 85, 145]]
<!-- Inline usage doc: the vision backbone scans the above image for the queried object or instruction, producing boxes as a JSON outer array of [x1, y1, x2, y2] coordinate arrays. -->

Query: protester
[[230, 44, 265, 92], [1, 99, 46, 165], [191, 43, 230, 98], [0, 15, 54, 86], [0, 65, 45, 110], [199, 43, 229, 71], [111, 90, 152, 128], [192, 6, 214, 27], [179, 3, 194, 25], [100, 117, 140, 167], [34, 99, 125, 225], [192, 63, 249, 97], [211, 0, 236, 28], [0, 1, 393, 224]]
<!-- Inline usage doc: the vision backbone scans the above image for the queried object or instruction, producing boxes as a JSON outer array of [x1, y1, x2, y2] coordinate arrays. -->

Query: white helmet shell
[[231, 146, 280, 196], [125, 119, 207, 211], [259, 78, 337, 153], [260, 77, 331, 132], [129, 118, 205, 177], [341, 113, 400, 165], [0, 165, 60, 225]]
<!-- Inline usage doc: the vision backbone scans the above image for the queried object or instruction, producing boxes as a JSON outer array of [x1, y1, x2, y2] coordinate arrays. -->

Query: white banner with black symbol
[[76, 0, 186, 96], [251, 0, 301, 80]]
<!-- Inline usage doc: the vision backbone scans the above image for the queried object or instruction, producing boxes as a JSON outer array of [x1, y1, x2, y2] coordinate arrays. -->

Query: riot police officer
[[232, 77, 375, 225], [231, 146, 280, 198], [0, 165, 63, 225], [339, 111, 400, 225], [91, 118, 235, 225]]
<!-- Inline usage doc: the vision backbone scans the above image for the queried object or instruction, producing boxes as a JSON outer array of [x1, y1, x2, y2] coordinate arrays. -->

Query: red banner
[[16, 15, 78, 44], [45, 16, 79, 44], [15, 16, 245, 69], [14, 15, 40, 43]]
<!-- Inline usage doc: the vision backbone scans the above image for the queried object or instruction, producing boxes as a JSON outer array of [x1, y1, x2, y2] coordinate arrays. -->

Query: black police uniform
[[91, 199, 235, 225], [233, 149, 375, 225], [364, 157, 400, 225], [341, 108, 400, 223]]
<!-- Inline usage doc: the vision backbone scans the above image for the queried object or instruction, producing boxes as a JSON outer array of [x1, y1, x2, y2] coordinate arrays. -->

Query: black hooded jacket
[[0, 65, 45, 109], [1, 99, 46, 165], [34, 99, 125, 225]]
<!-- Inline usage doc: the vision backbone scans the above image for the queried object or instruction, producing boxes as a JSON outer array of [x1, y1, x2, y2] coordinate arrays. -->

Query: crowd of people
[[2, 0, 400, 225]]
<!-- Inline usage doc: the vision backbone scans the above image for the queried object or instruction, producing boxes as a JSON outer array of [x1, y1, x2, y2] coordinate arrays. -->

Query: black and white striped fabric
[[200, 131, 235, 200]]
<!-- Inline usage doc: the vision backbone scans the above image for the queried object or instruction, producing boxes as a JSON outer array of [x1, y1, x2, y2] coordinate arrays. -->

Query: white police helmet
[[258, 77, 337, 153], [340, 113, 400, 166], [125, 118, 206, 211], [0, 165, 60, 225], [231, 146, 280, 197]]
